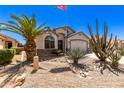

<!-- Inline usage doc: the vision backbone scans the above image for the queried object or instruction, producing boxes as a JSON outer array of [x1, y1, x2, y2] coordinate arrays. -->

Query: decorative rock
[[13, 73, 26, 87], [66, 60, 71, 63], [21, 51, 27, 62], [84, 72, 89, 76], [33, 56, 39, 70]]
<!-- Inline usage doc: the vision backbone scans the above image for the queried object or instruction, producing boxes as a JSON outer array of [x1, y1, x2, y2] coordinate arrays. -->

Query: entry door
[[5, 41, 12, 48], [8, 42, 12, 48], [58, 40, 63, 51]]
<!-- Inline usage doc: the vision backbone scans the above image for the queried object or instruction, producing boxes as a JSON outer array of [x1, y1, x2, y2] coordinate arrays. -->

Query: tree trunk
[[24, 39, 36, 62]]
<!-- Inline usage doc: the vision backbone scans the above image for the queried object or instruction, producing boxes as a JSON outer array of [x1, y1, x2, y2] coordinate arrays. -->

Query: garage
[[70, 40, 88, 51]]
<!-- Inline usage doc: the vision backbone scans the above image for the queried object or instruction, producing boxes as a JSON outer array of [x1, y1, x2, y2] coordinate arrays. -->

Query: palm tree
[[0, 14, 45, 62]]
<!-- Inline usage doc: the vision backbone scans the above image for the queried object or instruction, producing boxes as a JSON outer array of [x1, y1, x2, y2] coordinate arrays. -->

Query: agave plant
[[66, 48, 85, 65], [88, 19, 117, 62], [0, 14, 46, 62]]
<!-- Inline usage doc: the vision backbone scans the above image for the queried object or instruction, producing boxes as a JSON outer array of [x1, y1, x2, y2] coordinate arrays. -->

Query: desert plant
[[88, 19, 117, 62], [0, 14, 46, 62], [0, 48, 16, 65], [66, 48, 85, 65], [108, 49, 121, 68], [117, 47, 124, 56]]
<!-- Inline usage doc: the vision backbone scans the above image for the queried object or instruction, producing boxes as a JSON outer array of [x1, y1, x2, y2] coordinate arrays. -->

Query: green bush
[[0, 48, 16, 65], [13, 47, 24, 54]]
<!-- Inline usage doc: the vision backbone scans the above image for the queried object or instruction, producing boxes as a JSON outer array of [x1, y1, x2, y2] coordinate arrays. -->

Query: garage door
[[70, 40, 87, 51]]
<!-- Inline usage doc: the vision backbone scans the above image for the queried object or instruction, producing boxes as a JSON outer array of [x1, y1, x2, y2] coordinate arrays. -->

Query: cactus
[[88, 19, 117, 61]]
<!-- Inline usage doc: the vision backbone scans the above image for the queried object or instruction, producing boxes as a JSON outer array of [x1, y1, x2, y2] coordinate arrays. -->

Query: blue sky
[[0, 5, 124, 44]]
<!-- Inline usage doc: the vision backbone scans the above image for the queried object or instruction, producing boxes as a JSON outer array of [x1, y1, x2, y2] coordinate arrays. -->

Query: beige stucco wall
[[9, 38, 18, 48], [56, 29, 66, 35], [0, 37, 18, 49], [0, 39, 4, 49], [35, 32, 58, 49], [35, 31, 89, 51], [55, 28, 73, 36], [58, 33, 64, 40]]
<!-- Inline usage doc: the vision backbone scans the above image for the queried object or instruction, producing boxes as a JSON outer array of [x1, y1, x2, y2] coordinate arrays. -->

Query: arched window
[[45, 35, 55, 49]]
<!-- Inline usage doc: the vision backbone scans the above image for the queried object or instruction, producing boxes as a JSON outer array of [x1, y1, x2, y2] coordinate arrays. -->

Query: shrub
[[108, 49, 121, 68], [117, 47, 124, 56], [13, 47, 24, 54], [0, 48, 16, 65], [66, 48, 85, 65], [88, 19, 117, 61]]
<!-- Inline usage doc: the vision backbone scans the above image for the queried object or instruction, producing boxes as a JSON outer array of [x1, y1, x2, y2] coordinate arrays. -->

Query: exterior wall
[[8, 38, 18, 48], [117, 40, 124, 48], [58, 33, 64, 40], [55, 28, 74, 36], [35, 31, 89, 52], [56, 29, 66, 35], [0, 36, 18, 49], [0, 38, 4, 49], [67, 33, 89, 50], [35, 32, 58, 49]]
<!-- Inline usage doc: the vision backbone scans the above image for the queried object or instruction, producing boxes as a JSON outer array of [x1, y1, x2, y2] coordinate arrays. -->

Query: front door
[[8, 42, 12, 48], [58, 40, 63, 51], [5, 41, 12, 48]]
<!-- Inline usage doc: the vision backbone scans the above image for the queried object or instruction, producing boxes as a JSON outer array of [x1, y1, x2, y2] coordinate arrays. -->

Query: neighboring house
[[35, 26, 89, 53], [117, 39, 124, 48], [0, 34, 19, 49]]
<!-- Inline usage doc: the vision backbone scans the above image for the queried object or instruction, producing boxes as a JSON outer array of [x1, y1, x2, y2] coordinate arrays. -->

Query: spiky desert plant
[[0, 14, 46, 62], [66, 48, 85, 65], [88, 19, 117, 61], [108, 49, 121, 68]]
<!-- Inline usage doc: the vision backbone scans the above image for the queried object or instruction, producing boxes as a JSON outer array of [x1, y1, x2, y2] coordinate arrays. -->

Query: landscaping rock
[[13, 73, 26, 87]]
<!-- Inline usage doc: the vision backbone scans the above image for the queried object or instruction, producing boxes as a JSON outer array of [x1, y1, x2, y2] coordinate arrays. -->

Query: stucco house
[[0, 34, 19, 49], [116, 39, 124, 48], [35, 26, 89, 55]]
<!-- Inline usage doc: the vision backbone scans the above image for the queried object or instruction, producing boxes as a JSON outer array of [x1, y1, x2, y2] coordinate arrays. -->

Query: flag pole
[[56, 5, 67, 55]]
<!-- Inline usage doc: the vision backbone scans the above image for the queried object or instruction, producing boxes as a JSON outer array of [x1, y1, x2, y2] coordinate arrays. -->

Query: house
[[35, 26, 89, 55], [0, 34, 19, 49], [117, 39, 124, 48]]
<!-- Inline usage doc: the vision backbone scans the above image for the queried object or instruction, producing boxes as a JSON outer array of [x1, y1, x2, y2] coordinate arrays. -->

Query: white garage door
[[70, 40, 87, 51]]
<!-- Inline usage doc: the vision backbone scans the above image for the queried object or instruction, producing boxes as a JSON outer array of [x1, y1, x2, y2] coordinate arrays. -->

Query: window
[[45, 35, 55, 49]]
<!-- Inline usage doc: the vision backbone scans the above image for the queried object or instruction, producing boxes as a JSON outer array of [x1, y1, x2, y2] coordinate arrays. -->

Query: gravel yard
[[1, 53, 124, 88]]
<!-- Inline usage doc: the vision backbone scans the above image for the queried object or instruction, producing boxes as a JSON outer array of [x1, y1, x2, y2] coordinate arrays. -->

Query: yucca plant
[[108, 49, 121, 68], [66, 48, 85, 65], [88, 19, 117, 62], [0, 14, 46, 62]]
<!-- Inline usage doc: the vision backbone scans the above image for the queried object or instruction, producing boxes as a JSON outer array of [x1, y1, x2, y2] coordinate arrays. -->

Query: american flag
[[56, 5, 67, 10]]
